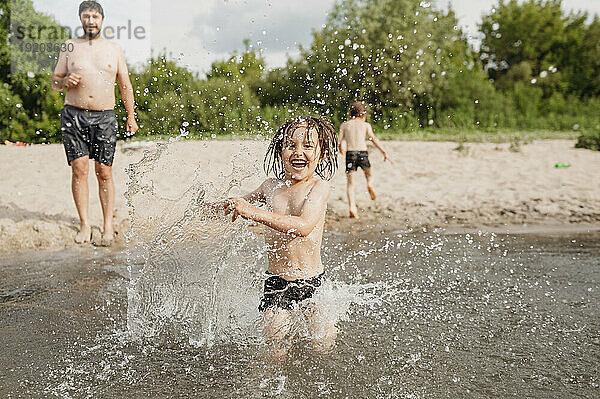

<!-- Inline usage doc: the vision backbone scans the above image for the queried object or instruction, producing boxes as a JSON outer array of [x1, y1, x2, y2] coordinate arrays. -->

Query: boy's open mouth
[[290, 158, 308, 171]]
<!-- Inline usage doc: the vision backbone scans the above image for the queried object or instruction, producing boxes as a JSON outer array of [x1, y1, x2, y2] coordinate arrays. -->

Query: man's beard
[[84, 27, 100, 38]]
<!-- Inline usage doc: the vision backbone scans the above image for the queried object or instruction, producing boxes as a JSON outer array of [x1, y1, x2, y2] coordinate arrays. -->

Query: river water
[[1, 229, 598, 398]]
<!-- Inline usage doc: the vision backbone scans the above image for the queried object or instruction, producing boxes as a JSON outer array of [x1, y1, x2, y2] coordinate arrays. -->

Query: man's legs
[[71, 156, 91, 243], [346, 171, 359, 218], [363, 168, 377, 200], [94, 161, 115, 244]]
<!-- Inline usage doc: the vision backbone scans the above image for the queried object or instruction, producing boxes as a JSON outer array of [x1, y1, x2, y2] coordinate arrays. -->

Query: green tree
[[8, 0, 69, 75], [261, 0, 473, 127], [573, 16, 600, 97], [0, 0, 11, 80], [206, 39, 266, 93], [480, 1, 563, 84], [0, 0, 65, 143], [479, 0, 598, 98], [127, 54, 262, 136]]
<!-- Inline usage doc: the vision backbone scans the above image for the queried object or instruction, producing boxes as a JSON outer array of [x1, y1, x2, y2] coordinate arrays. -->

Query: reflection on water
[[0, 230, 598, 398]]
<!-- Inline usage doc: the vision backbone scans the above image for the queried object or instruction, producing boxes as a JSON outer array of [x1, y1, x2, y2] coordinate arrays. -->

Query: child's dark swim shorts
[[259, 273, 324, 311], [345, 150, 371, 173], [60, 105, 119, 166]]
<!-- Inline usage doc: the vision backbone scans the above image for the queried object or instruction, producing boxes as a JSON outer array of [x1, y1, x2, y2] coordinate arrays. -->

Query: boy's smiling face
[[281, 124, 321, 182]]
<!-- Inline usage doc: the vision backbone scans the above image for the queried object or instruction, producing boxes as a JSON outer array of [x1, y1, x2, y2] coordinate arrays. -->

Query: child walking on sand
[[338, 101, 392, 218], [223, 116, 338, 353]]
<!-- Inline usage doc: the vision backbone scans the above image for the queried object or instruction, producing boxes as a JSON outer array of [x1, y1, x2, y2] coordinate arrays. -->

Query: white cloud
[[188, 0, 334, 52], [163, 0, 335, 73]]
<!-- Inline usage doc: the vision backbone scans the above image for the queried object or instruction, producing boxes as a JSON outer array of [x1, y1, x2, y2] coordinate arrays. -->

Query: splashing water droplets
[[125, 142, 264, 346]]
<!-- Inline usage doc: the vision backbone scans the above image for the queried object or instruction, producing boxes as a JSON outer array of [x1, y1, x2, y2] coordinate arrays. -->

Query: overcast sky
[[32, 0, 600, 73]]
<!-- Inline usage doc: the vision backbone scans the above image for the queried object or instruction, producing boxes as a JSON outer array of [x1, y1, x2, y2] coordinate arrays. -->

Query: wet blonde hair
[[264, 116, 338, 180]]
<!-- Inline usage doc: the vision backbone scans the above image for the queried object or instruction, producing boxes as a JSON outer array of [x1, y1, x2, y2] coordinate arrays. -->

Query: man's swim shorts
[[259, 273, 324, 311], [61, 105, 119, 166], [345, 150, 371, 173]]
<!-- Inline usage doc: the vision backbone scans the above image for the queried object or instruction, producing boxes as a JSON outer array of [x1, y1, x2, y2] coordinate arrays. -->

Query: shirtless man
[[338, 101, 391, 218], [51, 1, 138, 245]]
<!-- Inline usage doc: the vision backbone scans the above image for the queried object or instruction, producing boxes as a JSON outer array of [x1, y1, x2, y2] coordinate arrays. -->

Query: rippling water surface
[[0, 229, 598, 398]]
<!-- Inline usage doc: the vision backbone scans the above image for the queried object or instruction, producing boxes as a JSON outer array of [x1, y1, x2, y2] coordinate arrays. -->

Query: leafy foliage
[[479, 0, 600, 98], [0, 0, 599, 150], [575, 131, 600, 151]]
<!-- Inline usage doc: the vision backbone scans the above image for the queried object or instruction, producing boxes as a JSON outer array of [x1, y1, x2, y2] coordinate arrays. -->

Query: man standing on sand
[[51, 1, 138, 246], [338, 101, 392, 218]]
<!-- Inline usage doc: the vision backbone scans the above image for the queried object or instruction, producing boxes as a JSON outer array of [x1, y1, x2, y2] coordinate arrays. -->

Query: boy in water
[[223, 116, 338, 351], [338, 101, 391, 218]]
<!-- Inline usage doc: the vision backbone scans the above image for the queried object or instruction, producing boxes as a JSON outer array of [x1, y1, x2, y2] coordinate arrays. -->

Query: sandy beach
[[1, 139, 599, 254]]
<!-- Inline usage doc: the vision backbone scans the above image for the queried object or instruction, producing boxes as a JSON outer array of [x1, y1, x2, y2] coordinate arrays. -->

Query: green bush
[[575, 132, 600, 151]]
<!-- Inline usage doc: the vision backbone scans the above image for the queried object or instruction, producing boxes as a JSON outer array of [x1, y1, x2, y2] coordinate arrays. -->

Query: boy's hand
[[383, 152, 395, 165], [224, 197, 251, 222]]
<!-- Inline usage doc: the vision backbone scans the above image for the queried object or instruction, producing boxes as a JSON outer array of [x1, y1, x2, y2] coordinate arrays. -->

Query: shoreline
[[2, 222, 599, 261], [1, 139, 599, 255]]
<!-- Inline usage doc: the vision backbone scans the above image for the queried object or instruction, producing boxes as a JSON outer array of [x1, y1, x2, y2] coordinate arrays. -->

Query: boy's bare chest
[[269, 187, 309, 216]]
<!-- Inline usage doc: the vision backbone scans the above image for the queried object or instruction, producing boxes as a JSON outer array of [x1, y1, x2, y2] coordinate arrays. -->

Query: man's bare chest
[[67, 44, 118, 76]]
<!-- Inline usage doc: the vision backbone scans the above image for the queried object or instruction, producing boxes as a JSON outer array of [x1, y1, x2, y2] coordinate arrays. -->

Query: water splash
[[121, 141, 379, 347], [124, 141, 266, 346]]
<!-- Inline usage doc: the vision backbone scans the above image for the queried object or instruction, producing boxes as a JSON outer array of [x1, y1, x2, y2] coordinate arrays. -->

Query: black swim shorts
[[259, 273, 324, 311], [345, 150, 371, 173], [60, 105, 119, 166]]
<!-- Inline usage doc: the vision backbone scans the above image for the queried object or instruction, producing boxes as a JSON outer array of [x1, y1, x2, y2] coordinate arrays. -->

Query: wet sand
[[1, 139, 599, 254]]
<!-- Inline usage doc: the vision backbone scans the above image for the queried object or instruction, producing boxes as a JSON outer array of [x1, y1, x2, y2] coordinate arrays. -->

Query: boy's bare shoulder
[[261, 177, 281, 191], [309, 178, 330, 196]]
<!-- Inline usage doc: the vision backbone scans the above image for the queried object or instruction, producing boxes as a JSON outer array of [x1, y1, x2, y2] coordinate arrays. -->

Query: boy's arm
[[242, 179, 269, 206], [337, 124, 345, 155], [366, 124, 391, 162], [226, 180, 330, 237]]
